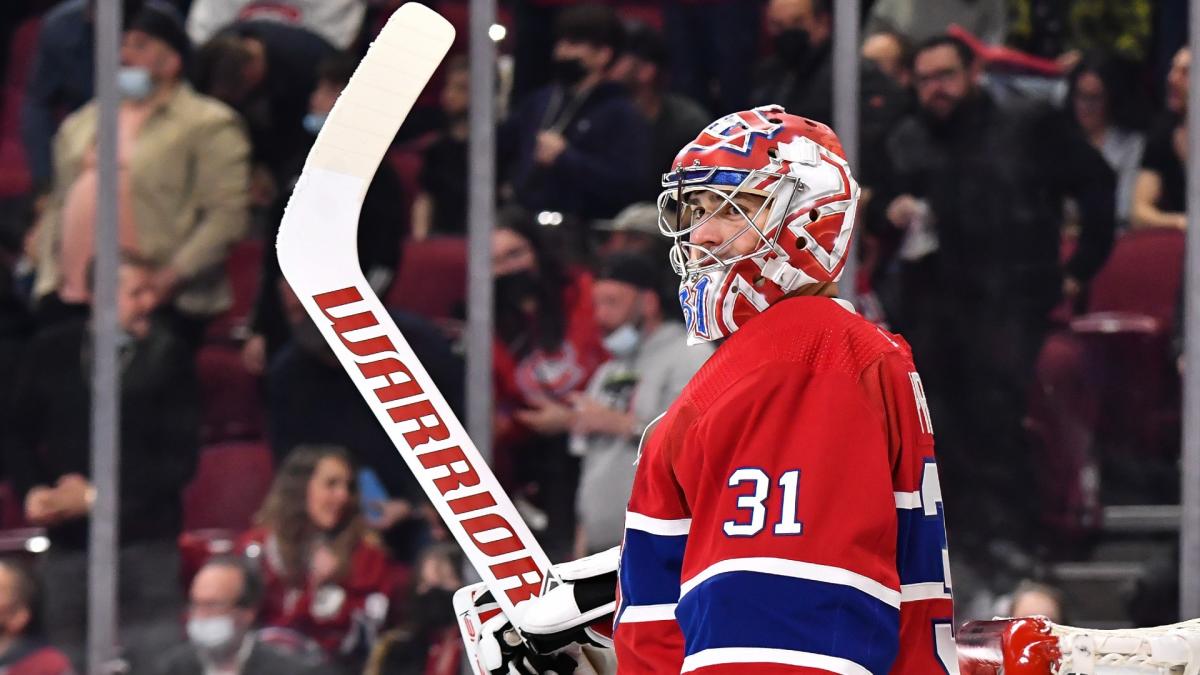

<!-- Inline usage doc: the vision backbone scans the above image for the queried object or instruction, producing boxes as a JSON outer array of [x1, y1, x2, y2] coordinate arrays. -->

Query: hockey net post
[[958, 617, 1200, 675]]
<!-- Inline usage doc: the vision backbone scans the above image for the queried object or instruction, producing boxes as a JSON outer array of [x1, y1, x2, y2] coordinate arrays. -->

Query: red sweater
[[492, 269, 607, 482], [239, 527, 393, 656]]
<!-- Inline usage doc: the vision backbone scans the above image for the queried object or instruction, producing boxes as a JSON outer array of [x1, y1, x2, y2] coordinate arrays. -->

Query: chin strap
[[759, 256, 805, 292]]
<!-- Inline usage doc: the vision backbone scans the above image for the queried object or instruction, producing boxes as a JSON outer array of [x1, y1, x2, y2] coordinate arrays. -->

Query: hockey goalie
[[281, 7, 1200, 674], [458, 105, 957, 675]]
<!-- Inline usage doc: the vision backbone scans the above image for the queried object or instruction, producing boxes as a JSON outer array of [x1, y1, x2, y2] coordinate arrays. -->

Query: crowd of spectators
[[0, 0, 1193, 672]]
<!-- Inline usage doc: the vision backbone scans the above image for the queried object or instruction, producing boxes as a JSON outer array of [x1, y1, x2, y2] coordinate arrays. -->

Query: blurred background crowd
[[0, 0, 1192, 673]]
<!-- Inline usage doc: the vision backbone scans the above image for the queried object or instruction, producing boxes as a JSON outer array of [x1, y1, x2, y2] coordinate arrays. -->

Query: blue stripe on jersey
[[676, 570, 900, 675], [896, 506, 949, 587], [619, 529, 686, 607]]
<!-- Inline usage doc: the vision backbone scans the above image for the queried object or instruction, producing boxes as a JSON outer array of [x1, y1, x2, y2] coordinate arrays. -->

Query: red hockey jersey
[[613, 296, 956, 674]]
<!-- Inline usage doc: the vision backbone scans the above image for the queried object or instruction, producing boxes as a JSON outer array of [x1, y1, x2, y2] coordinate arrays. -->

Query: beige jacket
[[34, 83, 250, 316]]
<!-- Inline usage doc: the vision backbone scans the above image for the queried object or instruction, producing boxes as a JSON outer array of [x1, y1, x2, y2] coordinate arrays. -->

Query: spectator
[[595, 202, 669, 259], [404, 544, 461, 648], [1133, 48, 1189, 230], [592, 202, 676, 305], [659, 0, 760, 117], [192, 19, 336, 199], [31, 2, 250, 348], [608, 22, 711, 197], [362, 544, 463, 675], [241, 51, 405, 372], [752, 0, 908, 153], [6, 253, 200, 671], [156, 555, 335, 675], [753, 0, 835, 123], [240, 445, 393, 668], [500, 3, 650, 224], [1008, 580, 1067, 623], [0, 559, 72, 675], [411, 56, 469, 241], [866, 0, 1006, 45], [266, 279, 461, 560], [20, 0, 144, 192], [1067, 55, 1145, 226], [517, 253, 712, 554], [876, 35, 1116, 561], [491, 208, 606, 560], [862, 29, 914, 89], [186, 0, 366, 51]]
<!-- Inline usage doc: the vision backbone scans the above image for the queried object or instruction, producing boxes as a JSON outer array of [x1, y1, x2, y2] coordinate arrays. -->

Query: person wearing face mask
[[516, 253, 713, 556], [752, 0, 835, 123], [191, 19, 335, 206], [31, 2, 250, 349], [359, 543, 463, 673], [500, 3, 650, 224], [239, 52, 406, 375], [20, 0, 148, 193], [4, 254, 200, 672], [157, 555, 334, 675], [238, 446, 395, 671], [606, 23, 711, 203], [751, 0, 908, 164], [489, 209, 607, 561]]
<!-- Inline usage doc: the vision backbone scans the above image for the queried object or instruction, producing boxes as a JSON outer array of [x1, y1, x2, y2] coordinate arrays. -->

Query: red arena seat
[[182, 440, 274, 532]]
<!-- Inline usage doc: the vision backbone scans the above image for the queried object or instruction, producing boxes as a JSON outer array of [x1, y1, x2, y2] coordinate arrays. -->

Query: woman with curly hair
[[239, 445, 393, 668]]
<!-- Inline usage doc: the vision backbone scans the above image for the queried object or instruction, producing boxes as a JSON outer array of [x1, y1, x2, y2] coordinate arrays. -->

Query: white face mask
[[117, 66, 154, 101], [603, 323, 640, 358], [187, 615, 240, 655]]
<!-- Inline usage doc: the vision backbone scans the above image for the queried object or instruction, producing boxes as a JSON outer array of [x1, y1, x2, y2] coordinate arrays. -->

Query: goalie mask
[[658, 105, 860, 344]]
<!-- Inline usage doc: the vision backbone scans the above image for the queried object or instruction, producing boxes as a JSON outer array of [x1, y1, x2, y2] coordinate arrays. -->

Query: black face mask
[[495, 269, 542, 313], [773, 28, 811, 63], [551, 57, 589, 87]]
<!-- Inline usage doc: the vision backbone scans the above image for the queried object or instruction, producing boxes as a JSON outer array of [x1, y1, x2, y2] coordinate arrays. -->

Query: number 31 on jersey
[[723, 468, 804, 537]]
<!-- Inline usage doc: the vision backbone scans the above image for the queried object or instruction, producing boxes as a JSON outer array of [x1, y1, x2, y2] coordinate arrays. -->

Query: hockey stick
[[276, 3, 555, 632]]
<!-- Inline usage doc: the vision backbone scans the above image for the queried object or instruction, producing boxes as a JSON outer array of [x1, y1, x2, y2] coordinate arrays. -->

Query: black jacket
[[875, 92, 1117, 308], [4, 319, 200, 549], [501, 81, 650, 221], [751, 43, 910, 157], [250, 137, 406, 357]]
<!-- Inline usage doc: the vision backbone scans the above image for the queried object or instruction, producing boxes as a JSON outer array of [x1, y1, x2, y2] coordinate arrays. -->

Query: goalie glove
[[455, 547, 619, 675]]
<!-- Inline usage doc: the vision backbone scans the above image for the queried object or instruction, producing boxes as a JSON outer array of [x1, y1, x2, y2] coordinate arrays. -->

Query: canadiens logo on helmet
[[684, 108, 785, 156], [657, 105, 860, 345]]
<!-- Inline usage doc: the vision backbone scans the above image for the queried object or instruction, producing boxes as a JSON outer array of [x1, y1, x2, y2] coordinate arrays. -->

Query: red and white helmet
[[658, 105, 860, 344]]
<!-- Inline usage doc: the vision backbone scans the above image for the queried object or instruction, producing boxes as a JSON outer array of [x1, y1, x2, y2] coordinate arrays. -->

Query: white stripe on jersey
[[678, 557, 901, 609], [900, 582, 953, 603], [681, 647, 872, 675], [894, 490, 921, 509], [619, 603, 677, 623], [625, 512, 692, 537]]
